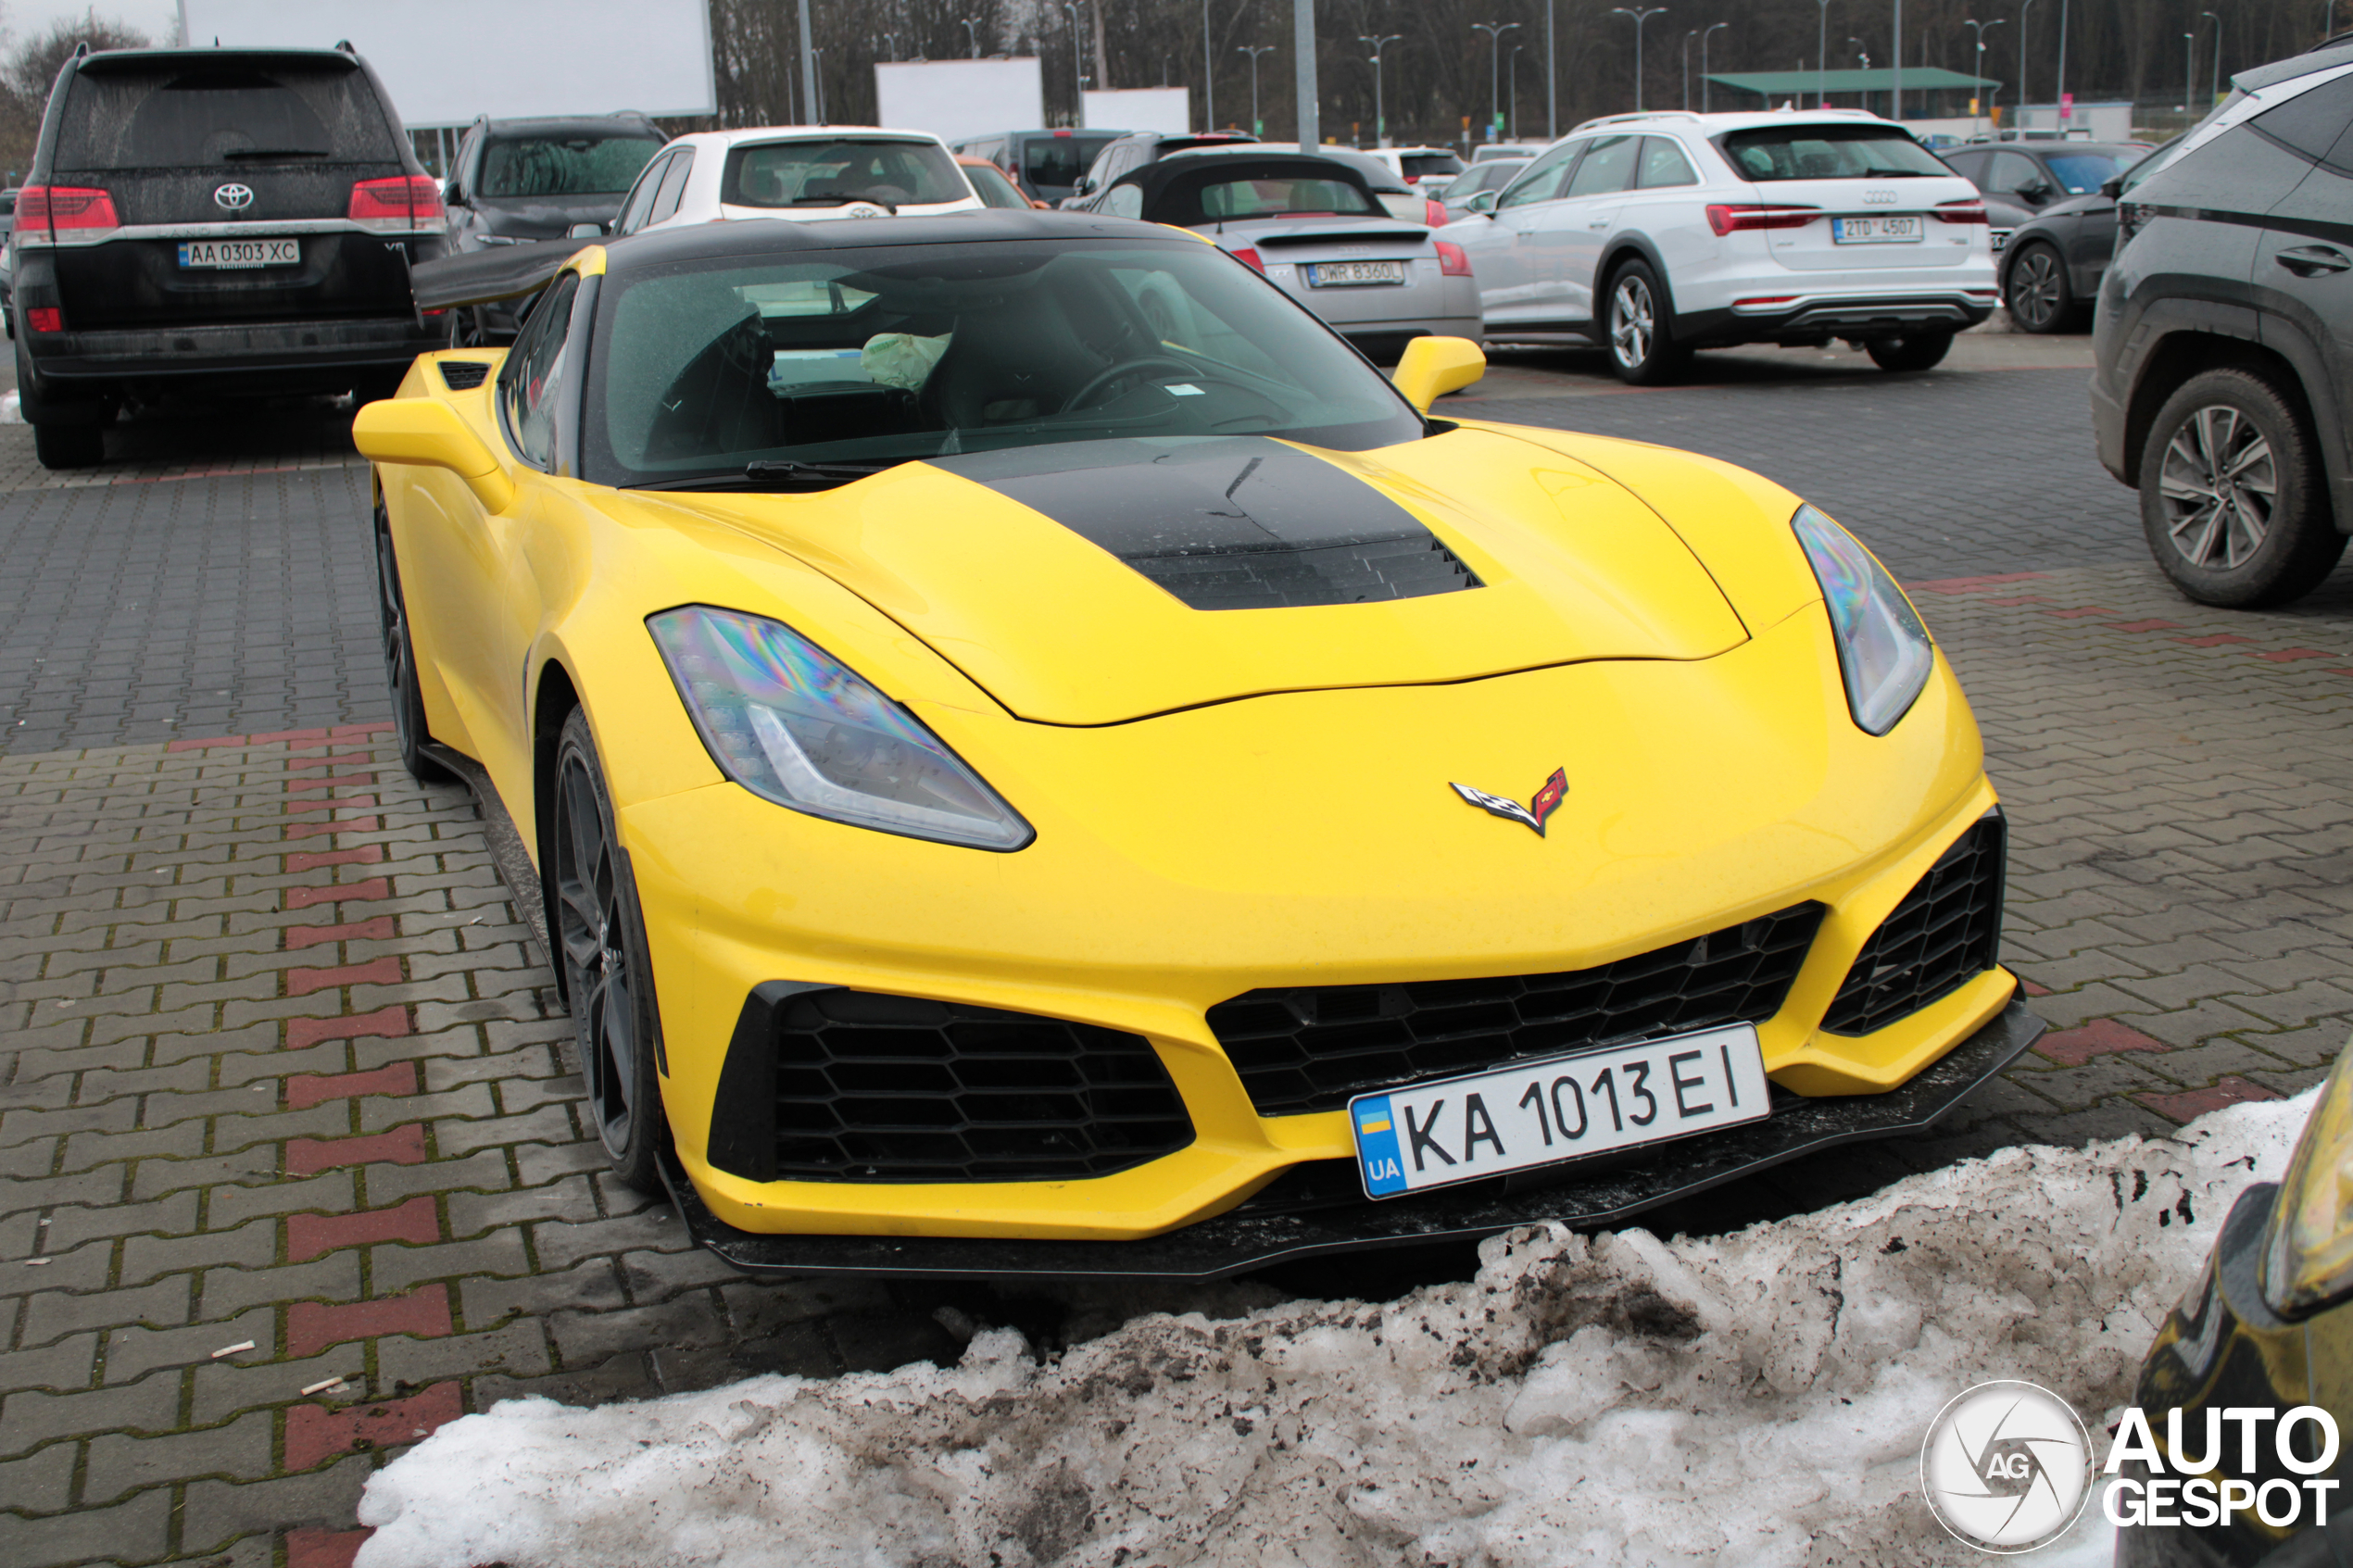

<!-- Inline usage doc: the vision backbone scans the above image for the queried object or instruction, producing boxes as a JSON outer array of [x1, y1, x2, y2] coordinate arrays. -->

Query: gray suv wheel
[[2139, 368, 2344, 608]]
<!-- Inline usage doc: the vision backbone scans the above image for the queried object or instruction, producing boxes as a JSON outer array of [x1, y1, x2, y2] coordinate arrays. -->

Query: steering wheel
[[1061, 356, 1214, 413]]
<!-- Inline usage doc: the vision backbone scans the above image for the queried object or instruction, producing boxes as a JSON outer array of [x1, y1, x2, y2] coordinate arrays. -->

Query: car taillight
[[1705, 204, 1819, 236], [348, 175, 447, 232], [1934, 199, 1989, 224], [1232, 246, 1265, 273], [1435, 240, 1473, 277], [19, 184, 120, 241], [26, 307, 63, 332], [1424, 197, 1448, 228]]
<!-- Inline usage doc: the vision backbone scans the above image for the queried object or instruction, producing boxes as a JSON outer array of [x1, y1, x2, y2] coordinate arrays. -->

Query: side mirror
[[444, 182, 465, 207], [566, 220, 608, 239], [1465, 189, 1499, 215], [1391, 335, 1485, 412], [2098, 175, 2124, 199], [353, 394, 515, 513], [2019, 181, 2053, 203]]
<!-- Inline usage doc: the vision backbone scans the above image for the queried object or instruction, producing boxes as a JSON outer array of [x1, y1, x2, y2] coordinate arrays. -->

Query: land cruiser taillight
[[25, 307, 62, 332], [1705, 204, 1818, 236], [18, 185, 120, 242], [347, 176, 447, 233], [1934, 199, 1990, 224]]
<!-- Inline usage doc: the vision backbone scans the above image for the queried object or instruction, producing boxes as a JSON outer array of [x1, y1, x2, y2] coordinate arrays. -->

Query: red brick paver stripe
[[284, 1123, 427, 1175], [1981, 596, 2055, 606], [287, 1285, 453, 1360], [2020, 978, 2054, 997], [285, 1060, 419, 1110], [283, 877, 391, 911], [284, 915, 396, 951], [288, 751, 382, 771], [284, 1003, 409, 1053], [2137, 1076, 2283, 1123], [244, 727, 336, 746], [2035, 1017, 2169, 1069], [2105, 619, 2186, 633], [2175, 633, 2257, 647], [285, 1194, 439, 1262], [2247, 647, 2335, 663], [2041, 606, 2119, 619], [285, 955, 403, 997], [286, 795, 380, 814], [284, 815, 381, 840], [286, 844, 384, 873], [284, 1380, 461, 1472], [1905, 572, 2049, 594], [288, 774, 380, 792], [333, 722, 396, 738], [284, 1526, 371, 1568]]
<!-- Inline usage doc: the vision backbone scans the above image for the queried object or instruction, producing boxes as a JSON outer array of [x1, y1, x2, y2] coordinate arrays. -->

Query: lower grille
[[1822, 815, 2006, 1036], [1207, 904, 1825, 1117], [711, 987, 1194, 1183]]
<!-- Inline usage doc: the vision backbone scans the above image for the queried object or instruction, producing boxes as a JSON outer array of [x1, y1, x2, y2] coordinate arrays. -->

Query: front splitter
[[658, 994, 2044, 1283]]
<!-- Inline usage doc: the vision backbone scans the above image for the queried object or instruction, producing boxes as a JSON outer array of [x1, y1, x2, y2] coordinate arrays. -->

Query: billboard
[[177, 0, 716, 128], [873, 58, 1045, 144], [1082, 88, 1189, 137]]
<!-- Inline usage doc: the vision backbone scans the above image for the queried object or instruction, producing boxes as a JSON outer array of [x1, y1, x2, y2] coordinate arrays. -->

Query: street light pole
[[1203, 0, 1214, 130], [1701, 21, 1728, 112], [797, 0, 816, 122], [1063, 2, 1087, 125], [1547, 0, 1557, 139], [1892, 0, 1903, 121], [1239, 44, 1275, 135], [1293, 0, 1317, 154], [1512, 43, 1526, 135], [1964, 19, 2003, 126], [1472, 22, 1521, 143], [2204, 10, 2221, 106], [2017, 0, 2036, 132], [1359, 34, 1402, 145], [961, 18, 981, 58], [2055, 0, 2070, 133], [1816, 0, 1832, 107], [1609, 7, 1665, 113], [2183, 31, 2195, 110]]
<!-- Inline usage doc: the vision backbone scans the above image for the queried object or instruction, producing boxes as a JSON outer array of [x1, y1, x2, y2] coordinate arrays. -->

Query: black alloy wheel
[[1865, 332, 1955, 372], [2140, 368, 2345, 608], [2004, 241, 2074, 333], [372, 503, 450, 783], [1604, 259, 1691, 385], [550, 708, 668, 1193]]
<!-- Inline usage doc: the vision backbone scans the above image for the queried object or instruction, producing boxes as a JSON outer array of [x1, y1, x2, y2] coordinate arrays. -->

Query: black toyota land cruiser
[[10, 44, 447, 468]]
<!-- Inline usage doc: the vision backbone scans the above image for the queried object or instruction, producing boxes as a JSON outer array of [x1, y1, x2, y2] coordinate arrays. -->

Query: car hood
[[471, 194, 625, 238], [648, 429, 1750, 725]]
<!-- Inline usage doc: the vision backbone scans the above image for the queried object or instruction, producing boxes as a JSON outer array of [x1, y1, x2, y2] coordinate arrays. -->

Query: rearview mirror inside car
[[1390, 335, 1486, 413], [353, 395, 515, 513]]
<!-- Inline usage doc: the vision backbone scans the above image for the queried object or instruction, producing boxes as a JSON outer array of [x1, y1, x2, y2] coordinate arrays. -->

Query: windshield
[[1023, 132, 1121, 191], [480, 133, 662, 198], [963, 160, 1031, 208], [721, 139, 967, 207], [58, 60, 398, 168], [585, 240, 1425, 489], [2044, 153, 2125, 193], [1401, 152, 1464, 178], [1718, 124, 1952, 180]]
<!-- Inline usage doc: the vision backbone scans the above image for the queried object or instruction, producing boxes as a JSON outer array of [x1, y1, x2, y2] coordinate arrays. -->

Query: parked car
[[1471, 142, 1549, 167], [1059, 130, 1256, 210], [2112, 1041, 2352, 1567], [1315, 144, 1446, 225], [1939, 140, 2145, 257], [363, 208, 2034, 1278], [1953, 139, 2173, 333], [0, 186, 17, 333], [950, 128, 1128, 206], [1092, 145, 1479, 363], [1363, 144, 1467, 187], [441, 113, 666, 345], [958, 154, 1047, 209], [1439, 154, 1533, 218], [2093, 36, 2353, 608], [604, 128, 983, 240], [9, 43, 448, 468], [1443, 108, 1995, 383]]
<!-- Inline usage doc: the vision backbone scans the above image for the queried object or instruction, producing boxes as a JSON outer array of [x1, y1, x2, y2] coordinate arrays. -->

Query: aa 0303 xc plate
[[1350, 1022, 1771, 1198]]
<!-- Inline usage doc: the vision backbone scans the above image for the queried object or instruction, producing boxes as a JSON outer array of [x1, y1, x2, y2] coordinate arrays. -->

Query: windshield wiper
[[786, 194, 897, 212], [221, 147, 330, 159], [625, 458, 896, 492]]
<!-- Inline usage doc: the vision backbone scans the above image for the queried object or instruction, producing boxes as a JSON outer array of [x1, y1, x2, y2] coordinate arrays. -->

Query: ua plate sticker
[[1349, 1022, 1772, 1198]]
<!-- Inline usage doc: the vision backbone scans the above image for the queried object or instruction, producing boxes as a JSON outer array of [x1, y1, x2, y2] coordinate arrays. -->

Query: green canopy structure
[[1705, 68, 2000, 100]]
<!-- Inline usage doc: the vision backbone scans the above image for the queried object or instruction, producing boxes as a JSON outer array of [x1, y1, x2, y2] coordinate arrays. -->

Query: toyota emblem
[[213, 183, 254, 211]]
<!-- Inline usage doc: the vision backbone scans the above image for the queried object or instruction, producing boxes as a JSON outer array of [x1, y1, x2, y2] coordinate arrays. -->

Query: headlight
[[1792, 504, 1935, 735], [2263, 1041, 2353, 1316], [648, 606, 1034, 851]]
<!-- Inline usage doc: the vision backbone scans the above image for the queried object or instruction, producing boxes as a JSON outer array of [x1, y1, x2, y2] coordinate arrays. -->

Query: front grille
[[1208, 904, 1825, 1117], [1822, 815, 2006, 1036], [438, 359, 491, 390], [762, 990, 1194, 1182]]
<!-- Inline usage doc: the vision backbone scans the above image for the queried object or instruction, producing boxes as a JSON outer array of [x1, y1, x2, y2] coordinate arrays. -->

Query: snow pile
[[355, 1094, 2310, 1568]]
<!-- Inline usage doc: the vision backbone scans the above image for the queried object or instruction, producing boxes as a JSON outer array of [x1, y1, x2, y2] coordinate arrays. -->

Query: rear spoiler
[[409, 240, 582, 312]]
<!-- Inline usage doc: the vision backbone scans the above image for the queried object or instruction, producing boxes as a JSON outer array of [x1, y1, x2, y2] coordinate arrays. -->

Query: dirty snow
[[355, 1094, 2309, 1568]]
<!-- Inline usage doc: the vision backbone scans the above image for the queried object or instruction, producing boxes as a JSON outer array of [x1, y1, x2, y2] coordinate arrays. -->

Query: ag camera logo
[[1920, 1381, 2095, 1552]]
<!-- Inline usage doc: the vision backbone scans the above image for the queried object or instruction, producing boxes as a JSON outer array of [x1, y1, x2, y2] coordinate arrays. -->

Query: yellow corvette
[[359, 213, 2043, 1280]]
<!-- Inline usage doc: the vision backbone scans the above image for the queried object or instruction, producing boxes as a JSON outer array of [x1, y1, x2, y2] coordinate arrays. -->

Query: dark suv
[[2093, 38, 2353, 607], [11, 44, 446, 468], [441, 113, 664, 344]]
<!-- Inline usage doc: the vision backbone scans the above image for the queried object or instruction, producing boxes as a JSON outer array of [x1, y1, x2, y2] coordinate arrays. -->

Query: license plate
[[1350, 1022, 1770, 1198], [1307, 260, 1407, 286], [1831, 216, 1922, 245], [177, 239, 299, 270]]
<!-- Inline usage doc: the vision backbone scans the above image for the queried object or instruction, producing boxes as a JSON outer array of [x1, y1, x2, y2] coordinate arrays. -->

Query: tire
[[372, 503, 452, 783], [2004, 242, 2075, 333], [2139, 368, 2345, 608], [549, 707, 670, 1194], [1604, 259, 1691, 385], [1866, 332, 1954, 372], [31, 420, 103, 468]]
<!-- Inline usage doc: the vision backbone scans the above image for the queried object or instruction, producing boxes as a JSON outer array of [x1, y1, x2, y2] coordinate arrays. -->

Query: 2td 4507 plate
[[1351, 1022, 1771, 1198]]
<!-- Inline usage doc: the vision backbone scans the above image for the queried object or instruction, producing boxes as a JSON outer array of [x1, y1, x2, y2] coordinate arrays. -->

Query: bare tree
[[0, 11, 151, 177]]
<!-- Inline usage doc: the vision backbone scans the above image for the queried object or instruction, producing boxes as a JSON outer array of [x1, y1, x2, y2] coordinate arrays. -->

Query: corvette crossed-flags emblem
[[1449, 768, 1568, 836]]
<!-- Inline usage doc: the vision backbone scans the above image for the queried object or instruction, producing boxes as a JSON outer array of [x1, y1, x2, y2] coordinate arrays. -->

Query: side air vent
[[1822, 814, 2007, 1036], [438, 359, 491, 391]]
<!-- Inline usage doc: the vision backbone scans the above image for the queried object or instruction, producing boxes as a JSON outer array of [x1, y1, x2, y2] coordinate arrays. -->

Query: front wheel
[[550, 708, 670, 1194], [1866, 332, 1954, 372], [2140, 368, 2344, 608], [2005, 242, 2076, 333], [1604, 260, 1690, 385]]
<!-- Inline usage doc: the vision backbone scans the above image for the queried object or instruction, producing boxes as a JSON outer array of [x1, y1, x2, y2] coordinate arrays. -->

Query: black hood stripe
[[930, 437, 1481, 610]]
